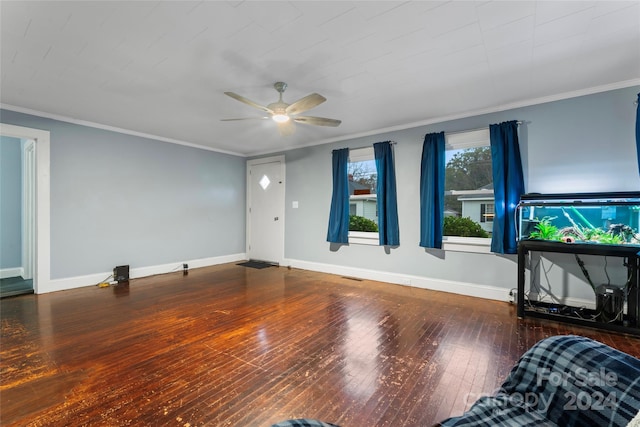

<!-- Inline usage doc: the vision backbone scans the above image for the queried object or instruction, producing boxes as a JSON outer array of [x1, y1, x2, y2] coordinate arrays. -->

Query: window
[[348, 147, 379, 245], [444, 129, 493, 251], [480, 203, 494, 223]]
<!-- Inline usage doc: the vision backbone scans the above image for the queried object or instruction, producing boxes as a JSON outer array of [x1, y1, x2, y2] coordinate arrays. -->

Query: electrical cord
[[170, 263, 189, 273], [96, 274, 114, 287], [574, 254, 596, 292], [525, 256, 548, 309], [524, 250, 633, 323], [534, 255, 562, 304], [572, 307, 590, 320], [527, 253, 602, 320]]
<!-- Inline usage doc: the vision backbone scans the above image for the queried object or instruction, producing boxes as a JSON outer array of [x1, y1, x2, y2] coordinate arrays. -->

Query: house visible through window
[[480, 203, 494, 223], [348, 147, 379, 243], [444, 129, 494, 237]]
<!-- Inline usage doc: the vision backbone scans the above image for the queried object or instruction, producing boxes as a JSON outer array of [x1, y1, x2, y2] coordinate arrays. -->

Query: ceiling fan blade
[[277, 120, 296, 136], [224, 92, 273, 114], [220, 117, 269, 121], [293, 116, 341, 127], [285, 93, 326, 115]]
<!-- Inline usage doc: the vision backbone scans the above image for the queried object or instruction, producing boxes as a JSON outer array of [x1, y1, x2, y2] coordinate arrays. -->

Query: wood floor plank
[[1, 263, 639, 426]]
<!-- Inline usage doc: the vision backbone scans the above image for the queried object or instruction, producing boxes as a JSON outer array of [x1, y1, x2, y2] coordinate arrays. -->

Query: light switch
[[292, 201, 299, 209]]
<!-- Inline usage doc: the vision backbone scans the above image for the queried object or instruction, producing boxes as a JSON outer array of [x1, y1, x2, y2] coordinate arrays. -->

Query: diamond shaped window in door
[[259, 174, 271, 190]]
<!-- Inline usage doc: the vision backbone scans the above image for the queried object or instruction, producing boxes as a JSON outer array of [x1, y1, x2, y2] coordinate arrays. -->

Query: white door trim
[[1, 123, 50, 294], [246, 155, 286, 265], [22, 139, 36, 280]]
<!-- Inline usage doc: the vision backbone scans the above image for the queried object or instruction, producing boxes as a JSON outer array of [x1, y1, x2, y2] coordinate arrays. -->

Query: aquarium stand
[[517, 240, 640, 336]]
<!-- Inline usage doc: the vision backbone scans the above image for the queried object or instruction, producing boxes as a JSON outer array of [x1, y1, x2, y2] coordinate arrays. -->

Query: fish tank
[[517, 192, 640, 247]]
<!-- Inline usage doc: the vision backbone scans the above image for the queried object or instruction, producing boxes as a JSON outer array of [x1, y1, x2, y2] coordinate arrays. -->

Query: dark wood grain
[[1, 264, 639, 426]]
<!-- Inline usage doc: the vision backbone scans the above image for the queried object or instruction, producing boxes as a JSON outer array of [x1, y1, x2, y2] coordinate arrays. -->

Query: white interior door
[[247, 157, 285, 264]]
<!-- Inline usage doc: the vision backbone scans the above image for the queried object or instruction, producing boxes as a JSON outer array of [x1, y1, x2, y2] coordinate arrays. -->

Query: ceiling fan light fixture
[[222, 82, 340, 130], [272, 113, 290, 123]]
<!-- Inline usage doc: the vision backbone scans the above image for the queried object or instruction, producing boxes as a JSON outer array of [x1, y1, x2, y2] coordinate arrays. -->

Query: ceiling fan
[[222, 82, 341, 135]]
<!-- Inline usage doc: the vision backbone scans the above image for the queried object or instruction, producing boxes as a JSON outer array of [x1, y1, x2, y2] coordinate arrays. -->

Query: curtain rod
[[346, 141, 397, 152], [445, 121, 523, 136]]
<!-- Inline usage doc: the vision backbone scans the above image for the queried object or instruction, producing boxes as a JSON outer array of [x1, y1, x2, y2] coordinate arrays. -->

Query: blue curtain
[[326, 148, 350, 244], [374, 142, 400, 246], [490, 121, 524, 254], [419, 132, 445, 249], [636, 92, 639, 175]]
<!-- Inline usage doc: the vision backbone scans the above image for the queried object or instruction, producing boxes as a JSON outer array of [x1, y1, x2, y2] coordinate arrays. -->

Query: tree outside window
[[444, 130, 494, 237], [445, 146, 492, 214], [348, 148, 378, 233]]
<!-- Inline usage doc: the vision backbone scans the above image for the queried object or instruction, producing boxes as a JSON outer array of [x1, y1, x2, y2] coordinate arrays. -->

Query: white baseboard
[[38, 253, 247, 294], [37, 255, 604, 309], [527, 291, 596, 310], [288, 259, 511, 302], [129, 253, 246, 279], [0, 267, 24, 279]]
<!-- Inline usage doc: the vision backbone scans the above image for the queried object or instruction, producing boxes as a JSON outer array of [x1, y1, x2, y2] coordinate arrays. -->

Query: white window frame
[[443, 129, 493, 253], [481, 202, 495, 223], [348, 147, 379, 246]]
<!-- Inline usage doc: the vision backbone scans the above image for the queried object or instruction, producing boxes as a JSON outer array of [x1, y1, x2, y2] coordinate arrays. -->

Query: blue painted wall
[[280, 86, 640, 300], [0, 110, 246, 280], [0, 135, 22, 270]]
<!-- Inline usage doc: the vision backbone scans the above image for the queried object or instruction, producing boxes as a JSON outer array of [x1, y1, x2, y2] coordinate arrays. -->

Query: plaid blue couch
[[271, 420, 339, 427], [439, 335, 640, 427]]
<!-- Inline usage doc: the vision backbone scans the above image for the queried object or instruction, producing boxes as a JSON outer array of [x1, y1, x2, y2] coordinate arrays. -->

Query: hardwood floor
[[1, 263, 639, 427]]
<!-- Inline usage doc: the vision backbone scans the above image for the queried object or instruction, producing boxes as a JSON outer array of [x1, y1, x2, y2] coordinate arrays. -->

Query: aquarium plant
[[528, 217, 562, 241], [528, 210, 638, 245], [584, 228, 624, 245]]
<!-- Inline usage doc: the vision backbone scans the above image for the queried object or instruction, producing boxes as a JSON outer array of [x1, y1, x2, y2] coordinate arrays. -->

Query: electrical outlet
[[183, 263, 188, 270]]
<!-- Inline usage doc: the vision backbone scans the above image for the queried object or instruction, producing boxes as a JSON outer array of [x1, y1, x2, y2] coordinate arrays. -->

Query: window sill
[[348, 231, 379, 246], [442, 236, 492, 254], [345, 234, 493, 251]]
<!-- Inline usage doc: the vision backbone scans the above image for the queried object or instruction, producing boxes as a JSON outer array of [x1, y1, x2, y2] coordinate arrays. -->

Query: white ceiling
[[1, 1, 639, 156]]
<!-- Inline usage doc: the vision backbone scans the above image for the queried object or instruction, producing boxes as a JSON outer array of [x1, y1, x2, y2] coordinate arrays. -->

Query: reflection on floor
[[0, 276, 33, 298]]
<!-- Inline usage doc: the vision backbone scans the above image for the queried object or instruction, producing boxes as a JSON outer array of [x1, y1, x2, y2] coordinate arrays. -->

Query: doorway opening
[[0, 136, 33, 296], [0, 123, 51, 296]]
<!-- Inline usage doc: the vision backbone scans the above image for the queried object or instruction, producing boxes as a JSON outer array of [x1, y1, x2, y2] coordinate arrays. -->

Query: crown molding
[[0, 103, 246, 158], [4, 78, 639, 159], [249, 78, 640, 157]]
